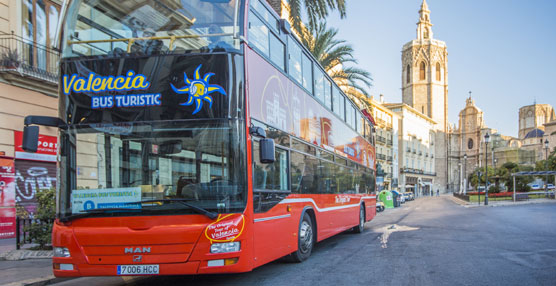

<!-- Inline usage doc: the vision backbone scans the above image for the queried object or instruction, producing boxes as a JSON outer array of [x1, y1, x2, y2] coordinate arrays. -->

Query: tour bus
[[22, 0, 376, 276]]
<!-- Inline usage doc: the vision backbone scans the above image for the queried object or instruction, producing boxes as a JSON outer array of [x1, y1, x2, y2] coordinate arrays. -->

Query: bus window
[[253, 146, 289, 191], [63, 0, 240, 57], [250, 0, 279, 31], [314, 68, 325, 102], [302, 53, 313, 93], [290, 152, 318, 194], [288, 37, 302, 85], [339, 94, 346, 121], [332, 87, 340, 115], [249, 14, 270, 56], [269, 33, 285, 70], [324, 78, 332, 110], [292, 138, 316, 155]]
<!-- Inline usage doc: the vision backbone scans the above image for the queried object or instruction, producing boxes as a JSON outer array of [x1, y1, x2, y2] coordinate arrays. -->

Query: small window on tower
[[420, 62, 426, 80], [424, 28, 429, 39], [406, 65, 410, 83], [436, 63, 441, 81]]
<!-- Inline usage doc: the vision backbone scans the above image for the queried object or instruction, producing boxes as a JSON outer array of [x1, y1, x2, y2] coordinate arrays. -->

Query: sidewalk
[[450, 195, 556, 208], [0, 239, 59, 286]]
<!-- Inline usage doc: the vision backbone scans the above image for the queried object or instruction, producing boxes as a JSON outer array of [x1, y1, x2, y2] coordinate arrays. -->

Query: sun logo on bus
[[170, 64, 226, 114]]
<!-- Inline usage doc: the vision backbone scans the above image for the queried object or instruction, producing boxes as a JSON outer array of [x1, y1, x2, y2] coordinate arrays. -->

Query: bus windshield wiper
[[138, 199, 218, 220], [59, 207, 143, 222]]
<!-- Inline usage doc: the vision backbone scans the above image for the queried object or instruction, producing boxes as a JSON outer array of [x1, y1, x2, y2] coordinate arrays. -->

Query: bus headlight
[[53, 247, 71, 257], [210, 242, 240, 253]]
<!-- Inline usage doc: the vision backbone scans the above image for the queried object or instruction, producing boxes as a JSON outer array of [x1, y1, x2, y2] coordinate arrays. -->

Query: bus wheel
[[289, 213, 314, 262], [353, 205, 365, 233]]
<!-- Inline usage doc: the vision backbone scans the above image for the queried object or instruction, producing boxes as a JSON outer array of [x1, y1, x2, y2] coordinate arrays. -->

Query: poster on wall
[[0, 208, 16, 239], [15, 160, 57, 216], [0, 158, 16, 238], [0, 158, 16, 208], [14, 131, 57, 162]]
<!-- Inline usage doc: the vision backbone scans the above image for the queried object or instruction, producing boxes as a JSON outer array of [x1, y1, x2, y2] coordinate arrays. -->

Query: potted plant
[[1, 49, 20, 69]]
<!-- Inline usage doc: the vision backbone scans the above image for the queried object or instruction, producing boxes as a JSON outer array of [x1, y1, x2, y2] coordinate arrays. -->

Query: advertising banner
[[0, 208, 16, 239], [0, 158, 15, 208], [14, 131, 58, 162], [71, 187, 142, 213]]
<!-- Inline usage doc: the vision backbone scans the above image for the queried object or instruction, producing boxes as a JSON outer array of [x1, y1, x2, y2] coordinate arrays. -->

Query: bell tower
[[401, 0, 450, 192], [401, 0, 448, 132]]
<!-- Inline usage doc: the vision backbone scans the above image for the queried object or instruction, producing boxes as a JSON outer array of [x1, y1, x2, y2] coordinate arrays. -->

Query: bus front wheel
[[288, 212, 314, 262]]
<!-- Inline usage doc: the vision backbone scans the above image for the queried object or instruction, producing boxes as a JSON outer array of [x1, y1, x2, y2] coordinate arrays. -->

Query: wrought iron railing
[[0, 33, 59, 84]]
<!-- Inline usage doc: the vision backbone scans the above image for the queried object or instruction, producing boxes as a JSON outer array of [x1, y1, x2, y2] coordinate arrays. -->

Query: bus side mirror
[[259, 139, 275, 164], [22, 125, 39, 153]]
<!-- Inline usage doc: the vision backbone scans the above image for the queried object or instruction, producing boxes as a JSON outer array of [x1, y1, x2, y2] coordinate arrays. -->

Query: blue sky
[[326, 0, 556, 137]]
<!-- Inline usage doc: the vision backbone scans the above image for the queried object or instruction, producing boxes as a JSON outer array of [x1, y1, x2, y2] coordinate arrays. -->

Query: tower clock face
[[468, 138, 474, 150]]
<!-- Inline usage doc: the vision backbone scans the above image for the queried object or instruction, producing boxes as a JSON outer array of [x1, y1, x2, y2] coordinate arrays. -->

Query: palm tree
[[267, 0, 346, 32], [300, 22, 372, 102]]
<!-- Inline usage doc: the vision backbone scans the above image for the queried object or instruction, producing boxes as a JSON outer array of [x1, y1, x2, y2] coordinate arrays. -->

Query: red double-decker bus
[[22, 0, 376, 276]]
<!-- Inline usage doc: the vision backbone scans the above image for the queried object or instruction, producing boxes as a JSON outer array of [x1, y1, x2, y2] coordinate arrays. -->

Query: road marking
[[374, 224, 420, 249]]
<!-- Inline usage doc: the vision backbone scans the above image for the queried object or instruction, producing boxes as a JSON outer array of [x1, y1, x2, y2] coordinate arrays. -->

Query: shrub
[[24, 188, 55, 250]]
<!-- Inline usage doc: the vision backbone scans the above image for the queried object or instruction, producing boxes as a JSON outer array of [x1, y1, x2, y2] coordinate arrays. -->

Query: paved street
[[38, 196, 556, 286]]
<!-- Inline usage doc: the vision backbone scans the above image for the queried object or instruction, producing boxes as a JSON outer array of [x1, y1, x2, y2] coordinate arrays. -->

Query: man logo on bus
[[171, 64, 226, 114]]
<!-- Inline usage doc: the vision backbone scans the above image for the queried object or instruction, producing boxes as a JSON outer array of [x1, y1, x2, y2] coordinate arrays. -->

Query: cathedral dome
[[524, 128, 545, 139]]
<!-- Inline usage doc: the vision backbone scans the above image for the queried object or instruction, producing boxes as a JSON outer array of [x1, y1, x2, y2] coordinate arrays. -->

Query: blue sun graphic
[[170, 64, 227, 114]]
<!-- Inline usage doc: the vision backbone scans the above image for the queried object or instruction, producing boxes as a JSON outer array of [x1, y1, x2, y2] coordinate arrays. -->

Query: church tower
[[401, 0, 450, 192], [402, 0, 448, 131]]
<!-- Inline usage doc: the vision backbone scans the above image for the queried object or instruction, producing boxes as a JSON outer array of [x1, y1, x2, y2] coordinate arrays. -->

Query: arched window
[[424, 28, 429, 39], [436, 63, 441, 81], [406, 64, 410, 83], [419, 62, 426, 80]]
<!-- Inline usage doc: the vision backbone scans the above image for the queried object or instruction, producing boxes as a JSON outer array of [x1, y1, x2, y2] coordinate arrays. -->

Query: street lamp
[[545, 139, 549, 193], [463, 154, 467, 194], [484, 133, 491, 205]]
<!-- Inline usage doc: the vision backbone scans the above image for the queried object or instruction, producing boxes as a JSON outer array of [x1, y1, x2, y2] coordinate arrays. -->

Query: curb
[[4, 276, 73, 286], [0, 250, 53, 261]]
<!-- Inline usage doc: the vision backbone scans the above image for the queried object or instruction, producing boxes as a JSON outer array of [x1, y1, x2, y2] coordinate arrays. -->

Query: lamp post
[[545, 139, 549, 193], [463, 154, 467, 195], [484, 133, 490, 206]]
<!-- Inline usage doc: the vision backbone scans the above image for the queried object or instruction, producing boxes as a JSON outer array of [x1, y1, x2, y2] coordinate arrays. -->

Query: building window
[[406, 64, 410, 83], [22, 0, 60, 71], [419, 62, 426, 80], [436, 63, 441, 81]]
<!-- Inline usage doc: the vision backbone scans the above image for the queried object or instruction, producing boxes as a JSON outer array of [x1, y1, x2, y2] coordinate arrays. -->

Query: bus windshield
[[59, 120, 247, 219], [63, 0, 242, 58]]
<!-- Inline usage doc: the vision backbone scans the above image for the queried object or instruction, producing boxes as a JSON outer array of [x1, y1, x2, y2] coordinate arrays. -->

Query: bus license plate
[[117, 265, 159, 275]]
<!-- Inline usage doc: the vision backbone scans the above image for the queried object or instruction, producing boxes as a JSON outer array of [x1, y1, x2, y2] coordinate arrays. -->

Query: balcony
[[412, 149, 417, 154], [377, 154, 386, 160], [406, 147, 411, 152], [419, 151, 423, 156], [0, 34, 59, 85], [387, 156, 393, 162], [377, 136, 386, 144], [387, 139, 393, 146]]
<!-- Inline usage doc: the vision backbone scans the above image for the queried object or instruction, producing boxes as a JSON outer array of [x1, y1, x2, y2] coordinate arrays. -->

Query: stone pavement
[[0, 239, 60, 286]]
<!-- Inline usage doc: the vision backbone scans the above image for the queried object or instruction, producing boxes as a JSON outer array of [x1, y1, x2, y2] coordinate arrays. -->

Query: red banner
[[0, 158, 15, 208], [14, 131, 58, 162], [0, 208, 16, 238]]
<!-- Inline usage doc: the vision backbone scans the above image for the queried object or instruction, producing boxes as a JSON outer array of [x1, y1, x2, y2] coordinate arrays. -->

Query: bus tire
[[288, 212, 314, 262], [353, 204, 365, 233]]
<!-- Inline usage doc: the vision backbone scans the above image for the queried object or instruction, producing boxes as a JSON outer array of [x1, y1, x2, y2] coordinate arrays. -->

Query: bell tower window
[[406, 64, 410, 83], [436, 63, 441, 81], [420, 62, 426, 80]]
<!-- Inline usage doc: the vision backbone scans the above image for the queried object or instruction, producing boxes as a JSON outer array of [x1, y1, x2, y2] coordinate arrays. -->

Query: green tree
[[25, 188, 55, 249]]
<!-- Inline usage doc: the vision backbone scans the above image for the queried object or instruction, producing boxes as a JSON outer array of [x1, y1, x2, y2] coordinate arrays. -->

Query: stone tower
[[518, 103, 555, 139], [401, 0, 450, 191]]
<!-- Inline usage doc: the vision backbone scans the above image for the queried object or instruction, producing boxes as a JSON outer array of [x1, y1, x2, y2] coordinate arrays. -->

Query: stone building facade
[[385, 103, 436, 196], [0, 0, 61, 238], [369, 95, 399, 190]]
